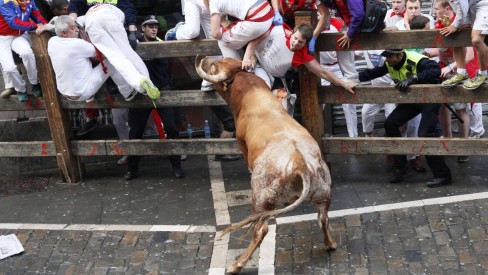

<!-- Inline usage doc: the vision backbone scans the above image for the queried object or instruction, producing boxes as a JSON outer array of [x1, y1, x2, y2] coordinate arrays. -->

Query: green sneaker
[[463, 74, 488, 90], [17, 92, 28, 103], [441, 73, 468, 88], [140, 78, 160, 99], [32, 83, 43, 97]]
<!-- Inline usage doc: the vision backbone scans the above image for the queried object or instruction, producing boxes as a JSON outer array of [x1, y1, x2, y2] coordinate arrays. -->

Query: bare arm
[[304, 60, 357, 94], [314, 5, 329, 38], [211, 13, 222, 40]]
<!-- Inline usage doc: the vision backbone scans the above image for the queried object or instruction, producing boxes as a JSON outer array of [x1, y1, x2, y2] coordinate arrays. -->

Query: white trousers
[[361, 103, 396, 133], [177, 0, 212, 40], [402, 114, 421, 138], [218, 17, 273, 59], [321, 63, 358, 137], [2, 64, 13, 89], [0, 33, 38, 93], [112, 108, 130, 140], [85, 5, 149, 93], [63, 61, 132, 101], [469, 103, 485, 134]]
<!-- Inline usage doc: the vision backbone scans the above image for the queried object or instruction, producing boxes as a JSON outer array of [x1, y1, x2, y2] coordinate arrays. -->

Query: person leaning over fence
[[209, 0, 274, 60], [440, 0, 488, 91], [393, 0, 434, 30], [124, 15, 184, 181], [47, 15, 138, 102], [164, 0, 240, 162], [0, 0, 47, 102], [242, 23, 357, 95], [359, 49, 452, 188], [68, 2, 160, 100]]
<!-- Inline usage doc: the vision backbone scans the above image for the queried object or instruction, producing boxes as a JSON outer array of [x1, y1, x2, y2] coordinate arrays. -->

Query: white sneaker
[[469, 129, 485, 139], [201, 83, 215, 91]]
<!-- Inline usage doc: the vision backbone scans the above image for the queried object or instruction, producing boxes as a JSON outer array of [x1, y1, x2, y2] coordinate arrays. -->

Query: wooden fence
[[2, 11, 487, 183]]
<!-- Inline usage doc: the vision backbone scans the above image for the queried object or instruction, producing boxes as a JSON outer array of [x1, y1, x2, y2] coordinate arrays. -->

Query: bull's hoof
[[227, 263, 243, 274], [325, 241, 337, 251]]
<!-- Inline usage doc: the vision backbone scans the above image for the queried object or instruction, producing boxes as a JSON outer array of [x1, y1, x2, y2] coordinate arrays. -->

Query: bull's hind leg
[[227, 219, 269, 274], [316, 199, 337, 250]]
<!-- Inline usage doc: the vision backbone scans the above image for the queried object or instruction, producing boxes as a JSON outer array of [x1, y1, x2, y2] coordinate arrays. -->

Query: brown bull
[[195, 56, 336, 274]]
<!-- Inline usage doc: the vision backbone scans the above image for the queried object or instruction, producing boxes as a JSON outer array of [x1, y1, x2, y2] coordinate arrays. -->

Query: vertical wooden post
[[30, 32, 83, 183], [294, 11, 325, 144]]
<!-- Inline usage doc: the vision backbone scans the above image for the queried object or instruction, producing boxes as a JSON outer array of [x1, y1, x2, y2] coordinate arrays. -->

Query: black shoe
[[214, 154, 240, 161], [389, 166, 409, 183], [32, 83, 42, 97], [457, 156, 469, 163], [173, 167, 184, 179], [124, 171, 138, 180], [426, 177, 452, 188], [76, 120, 98, 136]]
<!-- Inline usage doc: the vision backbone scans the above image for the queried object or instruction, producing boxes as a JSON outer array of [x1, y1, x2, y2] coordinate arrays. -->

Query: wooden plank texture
[[316, 29, 487, 51], [0, 142, 56, 157], [71, 139, 241, 156], [322, 137, 488, 156], [30, 32, 83, 183], [319, 85, 488, 104], [61, 90, 227, 109], [136, 39, 221, 59]]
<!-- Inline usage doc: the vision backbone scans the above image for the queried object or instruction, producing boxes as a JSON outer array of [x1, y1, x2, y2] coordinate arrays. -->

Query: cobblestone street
[[0, 154, 488, 274]]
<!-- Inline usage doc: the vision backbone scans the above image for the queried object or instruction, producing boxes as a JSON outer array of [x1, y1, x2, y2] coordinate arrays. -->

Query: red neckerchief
[[390, 9, 406, 18]]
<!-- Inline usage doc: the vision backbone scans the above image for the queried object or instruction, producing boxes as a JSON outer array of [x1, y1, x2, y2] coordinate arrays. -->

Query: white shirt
[[384, 8, 405, 28], [48, 36, 96, 96], [209, 0, 257, 20]]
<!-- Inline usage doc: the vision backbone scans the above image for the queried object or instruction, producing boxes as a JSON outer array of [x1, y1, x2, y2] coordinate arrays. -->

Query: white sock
[[479, 70, 487, 76], [457, 68, 467, 75]]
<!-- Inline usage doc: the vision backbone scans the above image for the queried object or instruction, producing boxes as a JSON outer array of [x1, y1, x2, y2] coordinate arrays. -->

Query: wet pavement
[[0, 150, 488, 274]]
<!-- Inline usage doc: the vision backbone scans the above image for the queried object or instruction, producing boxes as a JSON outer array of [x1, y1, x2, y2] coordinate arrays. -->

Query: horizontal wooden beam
[[61, 90, 227, 109], [136, 39, 221, 59], [319, 84, 488, 104], [4, 137, 488, 157], [322, 137, 488, 156], [0, 96, 46, 111], [71, 139, 241, 156], [0, 141, 55, 157], [316, 29, 487, 51]]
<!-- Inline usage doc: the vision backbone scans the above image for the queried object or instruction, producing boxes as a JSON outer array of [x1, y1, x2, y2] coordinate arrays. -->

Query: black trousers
[[127, 107, 181, 173], [210, 106, 235, 132], [385, 103, 451, 178]]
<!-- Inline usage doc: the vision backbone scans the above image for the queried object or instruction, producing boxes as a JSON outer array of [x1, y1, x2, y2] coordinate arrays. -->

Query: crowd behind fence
[[0, 11, 486, 183]]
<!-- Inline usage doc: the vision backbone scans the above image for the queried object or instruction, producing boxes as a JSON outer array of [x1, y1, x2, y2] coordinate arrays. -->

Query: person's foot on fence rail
[[117, 156, 128, 166], [441, 73, 468, 88], [0, 88, 16, 98], [214, 154, 241, 161], [32, 84, 43, 97], [17, 92, 28, 103], [469, 129, 485, 139], [463, 73, 488, 90], [140, 78, 160, 99], [76, 119, 99, 136], [164, 22, 184, 41]]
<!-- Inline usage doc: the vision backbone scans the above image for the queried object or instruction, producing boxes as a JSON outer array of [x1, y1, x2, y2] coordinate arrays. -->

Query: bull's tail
[[219, 170, 310, 238]]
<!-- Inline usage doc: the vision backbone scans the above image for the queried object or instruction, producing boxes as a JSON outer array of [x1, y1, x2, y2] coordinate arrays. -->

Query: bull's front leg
[[227, 219, 269, 274]]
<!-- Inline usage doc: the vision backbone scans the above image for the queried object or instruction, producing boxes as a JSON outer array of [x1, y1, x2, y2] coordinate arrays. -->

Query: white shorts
[[472, 1, 488, 34]]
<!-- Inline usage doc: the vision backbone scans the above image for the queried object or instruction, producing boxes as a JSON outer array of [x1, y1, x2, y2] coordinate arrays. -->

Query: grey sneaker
[[0, 88, 16, 98], [469, 129, 485, 139]]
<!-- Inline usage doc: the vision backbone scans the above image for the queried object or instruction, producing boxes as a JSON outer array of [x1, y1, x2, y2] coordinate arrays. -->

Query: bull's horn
[[195, 55, 229, 83]]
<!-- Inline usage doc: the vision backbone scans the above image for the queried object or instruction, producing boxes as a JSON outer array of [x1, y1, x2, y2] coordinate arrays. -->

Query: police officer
[[359, 49, 452, 188]]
